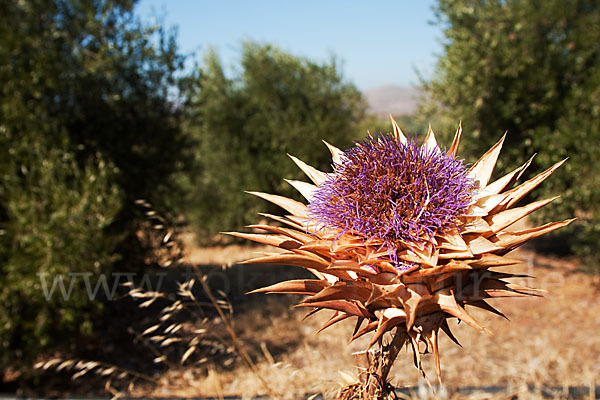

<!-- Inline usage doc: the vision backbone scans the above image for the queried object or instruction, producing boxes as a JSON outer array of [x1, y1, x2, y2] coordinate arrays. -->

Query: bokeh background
[[1, 0, 598, 398]]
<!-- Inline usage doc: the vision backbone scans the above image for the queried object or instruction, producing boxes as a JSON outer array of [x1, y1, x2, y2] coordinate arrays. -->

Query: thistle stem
[[338, 327, 406, 400]]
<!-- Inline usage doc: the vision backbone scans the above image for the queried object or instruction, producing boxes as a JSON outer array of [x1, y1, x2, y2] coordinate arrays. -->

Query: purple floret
[[308, 135, 475, 265]]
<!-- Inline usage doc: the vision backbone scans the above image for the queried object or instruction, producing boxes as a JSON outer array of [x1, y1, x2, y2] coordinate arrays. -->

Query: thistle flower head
[[309, 135, 475, 256], [230, 119, 572, 392]]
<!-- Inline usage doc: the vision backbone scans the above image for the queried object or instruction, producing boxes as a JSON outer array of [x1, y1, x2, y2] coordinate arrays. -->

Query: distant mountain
[[363, 85, 422, 116]]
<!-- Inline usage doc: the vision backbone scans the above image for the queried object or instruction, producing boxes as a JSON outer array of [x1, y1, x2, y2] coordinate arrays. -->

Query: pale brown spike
[[461, 288, 532, 301], [311, 270, 328, 282], [498, 158, 567, 210], [306, 240, 335, 257], [434, 288, 490, 335], [284, 179, 317, 202], [246, 191, 308, 218], [424, 123, 440, 153], [223, 232, 302, 250], [504, 282, 544, 295], [480, 172, 519, 198], [485, 196, 560, 234], [258, 251, 290, 257], [317, 311, 350, 333], [299, 240, 334, 254], [466, 236, 504, 255], [461, 218, 493, 234], [295, 300, 371, 318], [424, 329, 442, 384], [350, 320, 378, 342], [462, 278, 542, 299], [240, 253, 329, 270], [431, 271, 466, 288], [408, 330, 423, 372], [437, 229, 469, 251], [247, 224, 314, 244], [302, 308, 324, 321], [467, 300, 508, 320], [399, 283, 431, 331], [328, 260, 370, 276], [247, 279, 329, 295], [448, 121, 462, 157], [353, 317, 365, 337], [302, 284, 371, 304], [440, 320, 462, 347], [287, 154, 328, 185], [493, 219, 575, 254], [377, 261, 405, 274], [368, 313, 406, 349], [485, 271, 533, 280], [390, 114, 407, 144], [322, 140, 345, 166], [469, 133, 507, 189], [258, 213, 304, 230], [483, 154, 536, 195], [515, 153, 536, 182], [396, 248, 428, 265], [366, 283, 406, 305], [285, 214, 318, 230], [467, 253, 522, 268], [403, 263, 471, 283], [468, 193, 510, 216], [438, 248, 475, 259]]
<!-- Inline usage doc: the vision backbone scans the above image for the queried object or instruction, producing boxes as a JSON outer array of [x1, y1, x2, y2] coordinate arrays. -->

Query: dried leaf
[[296, 299, 371, 318], [492, 219, 575, 254], [486, 196, 558, 234], [246, 191, 308, 218], [390, 115, 407, 144], [447, 121, 462, 157], [288, 154, 329, 185], [322, 140, 345, 166], [285, 179, 317, 202], [317, 311, 351, 333], [468, 133, 506, 188], [223, 232, 302, 250], [423, 124, 441, 154], [247, 279, 328, 295], [498, 159, 567, 210]]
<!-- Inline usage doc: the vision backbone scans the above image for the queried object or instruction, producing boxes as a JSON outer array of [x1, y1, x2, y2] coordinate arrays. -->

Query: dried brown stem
[[337, 328, 406, 400], [196, 271, 279, 400]]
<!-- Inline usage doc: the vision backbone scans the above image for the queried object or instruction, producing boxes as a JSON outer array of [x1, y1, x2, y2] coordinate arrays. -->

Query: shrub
[[182, 42, 366, 238], [0, 132, 121, 366], [418, 0, 600, 271]]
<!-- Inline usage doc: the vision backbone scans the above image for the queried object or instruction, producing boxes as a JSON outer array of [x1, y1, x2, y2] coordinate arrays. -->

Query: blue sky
[[135, 1, 443, 90]]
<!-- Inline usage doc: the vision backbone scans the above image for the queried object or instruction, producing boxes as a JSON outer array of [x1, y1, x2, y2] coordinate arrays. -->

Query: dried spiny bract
[[227, 119, 573, 382]]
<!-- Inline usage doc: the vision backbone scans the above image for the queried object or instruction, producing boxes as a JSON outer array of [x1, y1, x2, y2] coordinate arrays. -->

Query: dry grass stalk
[[33, 200, 276, 398]]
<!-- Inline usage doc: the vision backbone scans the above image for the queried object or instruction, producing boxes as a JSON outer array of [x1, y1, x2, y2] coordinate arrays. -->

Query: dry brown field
[[128, 246, 600, 399]]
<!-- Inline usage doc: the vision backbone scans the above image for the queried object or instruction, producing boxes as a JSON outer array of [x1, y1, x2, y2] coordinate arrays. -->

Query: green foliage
[[0, 0, 190, 207], [358, 114, 429, 139], [183, 42, 366, 238], [0, 0, 190, 366], [0, 131, 122, 365], [419, 0, 600, 271]]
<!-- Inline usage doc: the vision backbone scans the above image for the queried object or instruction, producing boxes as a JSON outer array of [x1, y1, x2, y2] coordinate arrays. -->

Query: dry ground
[[131, 247, 600, 399]]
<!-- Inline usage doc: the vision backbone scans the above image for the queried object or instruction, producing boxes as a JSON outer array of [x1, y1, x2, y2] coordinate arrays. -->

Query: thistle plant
[[229, 119, 572, 399]]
